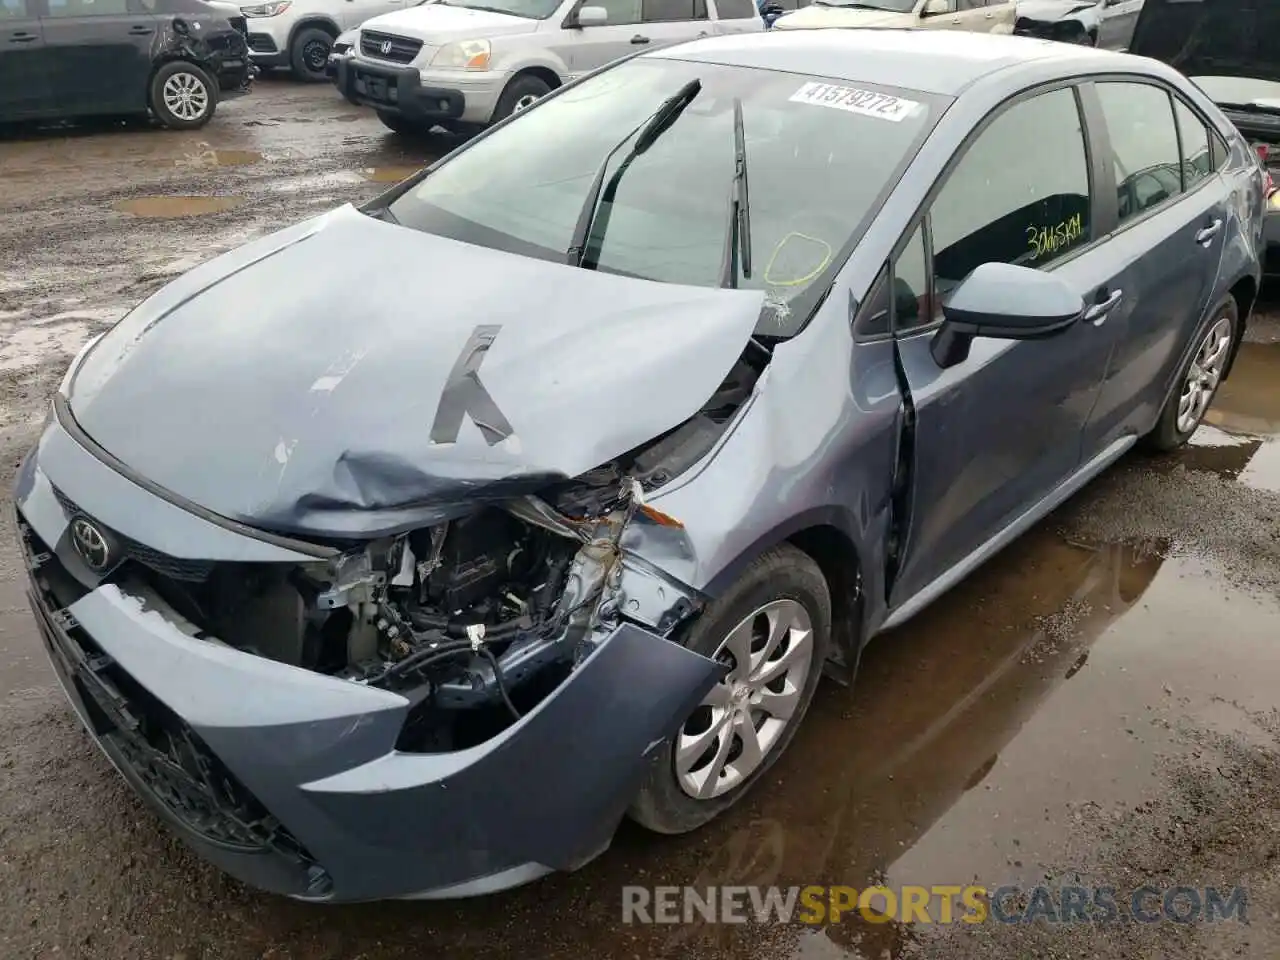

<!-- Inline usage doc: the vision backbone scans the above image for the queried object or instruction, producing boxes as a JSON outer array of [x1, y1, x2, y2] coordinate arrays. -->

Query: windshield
[[1193, 75, 1280, 110], [433, 0, 559, 18], [386, 58, 938, 336]]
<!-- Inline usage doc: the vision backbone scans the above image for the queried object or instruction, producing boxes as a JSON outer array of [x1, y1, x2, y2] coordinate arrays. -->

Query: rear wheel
[[1146, 296, 1239, 451], [628, 545, 831, 835], [290, 26, 334, 82], [149, 62, 218, 130]]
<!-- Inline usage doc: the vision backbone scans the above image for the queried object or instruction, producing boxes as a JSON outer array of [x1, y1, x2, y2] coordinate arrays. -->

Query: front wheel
[[290, 26, 334, 82], [377, 111, 424, 136], [490, 74, 552, 124], [149, 62, 218, 130], [1146, 296, 1239, 451], [628, 545, 831, 835]]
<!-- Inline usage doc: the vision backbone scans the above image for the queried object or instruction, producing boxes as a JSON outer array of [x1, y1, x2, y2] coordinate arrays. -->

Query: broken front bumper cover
[[16, 424, 721, 902]]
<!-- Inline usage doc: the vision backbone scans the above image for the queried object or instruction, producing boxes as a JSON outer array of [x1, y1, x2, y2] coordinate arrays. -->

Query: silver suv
[[333, 0, 764, 133]]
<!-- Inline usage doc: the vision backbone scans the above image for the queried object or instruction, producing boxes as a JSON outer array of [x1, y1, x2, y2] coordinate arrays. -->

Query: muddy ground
[[1, 81, 1279, 960]]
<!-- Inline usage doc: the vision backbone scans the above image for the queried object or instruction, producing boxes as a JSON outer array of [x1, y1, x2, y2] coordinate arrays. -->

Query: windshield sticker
[[788, 82, 921, 122], [1026, 212, 1084, 261]]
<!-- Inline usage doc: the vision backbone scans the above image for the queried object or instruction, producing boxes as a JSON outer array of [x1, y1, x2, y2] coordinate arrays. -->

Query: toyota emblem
[[380, 39, 393, 55], [70, 517, 112, 572]]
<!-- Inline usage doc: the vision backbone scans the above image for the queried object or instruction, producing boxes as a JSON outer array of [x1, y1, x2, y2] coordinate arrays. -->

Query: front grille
[[52, 486, 215, 582], [247, 32, 277, 53], [360, 30, 423, 63], [229, 15, 248, 37], [18, 515, 331, 897]]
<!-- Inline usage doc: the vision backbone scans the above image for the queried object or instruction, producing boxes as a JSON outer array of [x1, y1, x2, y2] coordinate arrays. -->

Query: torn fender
[[65, 205, 765, 539]]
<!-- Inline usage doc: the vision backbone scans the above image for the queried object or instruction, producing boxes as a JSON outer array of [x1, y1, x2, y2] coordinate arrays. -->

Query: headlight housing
[[429, 38, 491, 71], [241, 0, 291, 17]]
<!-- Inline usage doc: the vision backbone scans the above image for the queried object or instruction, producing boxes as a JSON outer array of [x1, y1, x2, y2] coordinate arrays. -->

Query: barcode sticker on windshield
[[788, 82, 920, 122]]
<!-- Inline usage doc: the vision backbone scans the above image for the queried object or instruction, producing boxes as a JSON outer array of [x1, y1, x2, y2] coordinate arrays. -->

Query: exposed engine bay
[[140, 348, 767, 751]]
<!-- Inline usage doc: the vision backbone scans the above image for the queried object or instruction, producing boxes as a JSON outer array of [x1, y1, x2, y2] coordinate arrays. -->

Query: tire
[[490, 73, 552, 124], [377, 111, 423, 136], [1145, 295, 1240, 451], [290, 26, 334, 83], [149, 62, 218, 130], [627, 544, 832, 835]]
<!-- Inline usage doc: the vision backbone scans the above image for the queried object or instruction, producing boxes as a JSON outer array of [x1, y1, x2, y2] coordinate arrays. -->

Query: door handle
[[8, 32, 38, 42], [950, 15, 960, 22], [983, 10, 993, 16], [128, 25, 155, 34], [630, 34, 650, 43], [1194, 218, 1223, 246], [1083, 288, 1123, 326]]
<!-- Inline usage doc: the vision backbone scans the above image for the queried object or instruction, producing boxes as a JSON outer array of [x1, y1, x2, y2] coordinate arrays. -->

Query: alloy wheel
[[162, 72, 209, 123], [512, 93, 540, 114], [675, 598, 816, 800], [1176, 314, 1233, 434]]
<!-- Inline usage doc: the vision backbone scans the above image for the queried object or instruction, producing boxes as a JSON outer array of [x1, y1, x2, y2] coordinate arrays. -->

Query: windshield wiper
[[1217, 100, 1280, 116], [566, 78, 702, 269], [719, 97, 751, 289]]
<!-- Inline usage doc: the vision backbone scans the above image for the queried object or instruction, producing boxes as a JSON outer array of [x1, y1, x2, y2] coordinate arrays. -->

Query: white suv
[[332, 0, 765, 134], [242, 0, 419, 81]]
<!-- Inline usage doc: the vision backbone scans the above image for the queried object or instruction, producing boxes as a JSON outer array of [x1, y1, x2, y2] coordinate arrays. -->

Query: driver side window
[[928, 86, 1092, 309]]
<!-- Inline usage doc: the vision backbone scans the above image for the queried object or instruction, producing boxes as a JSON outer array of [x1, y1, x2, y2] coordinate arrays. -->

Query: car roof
[[651, 28, 1139, 97]]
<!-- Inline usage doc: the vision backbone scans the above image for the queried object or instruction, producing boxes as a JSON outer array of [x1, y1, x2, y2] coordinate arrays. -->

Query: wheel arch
[[1224, 273, 1257, 378], [498, 64, 564, 103], [289, 15, 341, 48]]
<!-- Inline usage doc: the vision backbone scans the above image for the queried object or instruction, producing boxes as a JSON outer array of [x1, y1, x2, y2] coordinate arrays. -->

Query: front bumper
[[16, 416, 721, 901], [335, 56, 506, 125]]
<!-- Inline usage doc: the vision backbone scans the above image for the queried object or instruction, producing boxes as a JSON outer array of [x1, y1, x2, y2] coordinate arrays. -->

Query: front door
[[40, 0, 158, 116], [889, 84, 1122, 608], [0, 0, 53, 119]]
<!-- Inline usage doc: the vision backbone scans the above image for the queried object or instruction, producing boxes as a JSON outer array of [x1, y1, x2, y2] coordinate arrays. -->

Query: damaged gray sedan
[[17, 29, 1263, 902]]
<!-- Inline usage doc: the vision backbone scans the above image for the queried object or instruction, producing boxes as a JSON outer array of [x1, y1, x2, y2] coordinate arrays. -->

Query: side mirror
[[576, 4, 608, 25], [921, 0, 951, 15], [930, 262, 1083, 368]]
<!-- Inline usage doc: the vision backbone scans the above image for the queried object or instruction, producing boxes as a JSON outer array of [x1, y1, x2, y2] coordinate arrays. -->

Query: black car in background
[[1130, 0, 1280, 276], [0, 0, 253, 130]]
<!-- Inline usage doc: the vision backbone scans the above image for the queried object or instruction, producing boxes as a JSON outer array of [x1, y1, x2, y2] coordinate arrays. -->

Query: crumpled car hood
[[66, 205, 764, 539]]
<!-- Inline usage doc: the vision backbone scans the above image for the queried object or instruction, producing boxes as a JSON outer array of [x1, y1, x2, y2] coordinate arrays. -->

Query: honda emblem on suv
[[380, 39, 393, 55]]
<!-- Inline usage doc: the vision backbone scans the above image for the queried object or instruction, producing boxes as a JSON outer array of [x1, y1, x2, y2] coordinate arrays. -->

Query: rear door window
[[1172, 97, 1213, 189], [1095, 81, 1182, 222], [0, 0, 28, 18], [642, 0, 706, 20], [928, 86, 1092, 304]]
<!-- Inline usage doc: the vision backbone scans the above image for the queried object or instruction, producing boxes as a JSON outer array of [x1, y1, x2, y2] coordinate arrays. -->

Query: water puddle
[[113, 196, 244, 218], [360, 166, 421, 183], [1203, 341, 1280, 436], [175, 148, 264, 169]]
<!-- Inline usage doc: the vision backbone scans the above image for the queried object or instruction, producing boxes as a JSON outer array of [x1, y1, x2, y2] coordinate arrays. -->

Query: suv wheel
[[628, 545, 831, 835], [491, 74, 552, 124], [150, 62, 218, 130], [290, 26, 334, 82]]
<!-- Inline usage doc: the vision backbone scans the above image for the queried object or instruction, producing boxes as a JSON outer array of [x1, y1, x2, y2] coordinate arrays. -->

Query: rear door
[[634, 0, 711, 46], [980, 0, 1015, 32], [917, 0, 995, 33], [1075, 79, 1231, 453], [881, 84, 1126, 607], [707, 0, 761, 33], [40, 0, 157, 116], [0, 0, 53, 119]]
